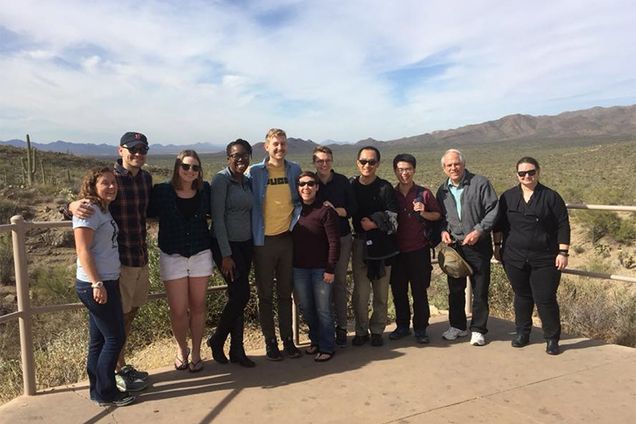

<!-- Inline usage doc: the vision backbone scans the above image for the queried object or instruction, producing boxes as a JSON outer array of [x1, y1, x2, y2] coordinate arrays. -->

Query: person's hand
[[441, 231, 453, 245], [323, 273, 334, 284], [361, 217, 377, 231], [93, 287, 107, 304], [555, 254, 568, 271], [462, 230, 482, 246], [69, 199, 96, 219], [221, 256, 236, 281], [323, 200, 335, 210], [493, 245, 502, 261], [412, 200, 425, 213]]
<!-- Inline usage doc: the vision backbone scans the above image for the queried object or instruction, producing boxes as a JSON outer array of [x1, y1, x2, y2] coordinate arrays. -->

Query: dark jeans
[[253, 232, 294, 341], [76, 279, 125, 403], [211, 238, 253, 350], [293, 268, 335, 353], [390, 247, 432, 332], [447, 242, 492, 334], [504, 262, 562, 340]]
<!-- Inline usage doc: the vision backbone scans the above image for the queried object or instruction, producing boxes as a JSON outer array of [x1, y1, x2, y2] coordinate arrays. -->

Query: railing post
[[465, 284, 473, 317], [11, 215, 36, 396]]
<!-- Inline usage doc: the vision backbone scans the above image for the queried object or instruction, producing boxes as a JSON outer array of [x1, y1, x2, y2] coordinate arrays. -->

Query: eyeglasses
[[125, 145, 149, 155], [229, 153, 250, 161], [298, 181, 317, 187], [314, 159, 332, 165], [180, 163, 201, 172], [396, 168, 414, 174], [358, 159, 378, 166], [517, 169, 537, 177]]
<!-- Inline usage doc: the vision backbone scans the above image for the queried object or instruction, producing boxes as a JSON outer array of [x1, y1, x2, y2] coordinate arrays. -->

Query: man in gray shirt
[[436, 149, 498, 346]]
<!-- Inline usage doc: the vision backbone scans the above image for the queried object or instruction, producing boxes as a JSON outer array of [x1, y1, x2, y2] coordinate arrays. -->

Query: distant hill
[[2, 104, 634, 156]]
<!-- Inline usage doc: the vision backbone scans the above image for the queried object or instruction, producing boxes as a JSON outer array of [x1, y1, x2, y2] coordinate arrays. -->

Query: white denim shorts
[[159, 249, 214, 281]]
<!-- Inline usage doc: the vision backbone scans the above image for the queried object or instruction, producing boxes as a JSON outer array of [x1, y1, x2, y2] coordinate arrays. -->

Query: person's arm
[[464, 179, 499, 246], [552, 190, 571, 271], [323, 208, 341, 283], [66, 199, 96, 220], [414, 189, 442, 221], [211, 174, 236, 280], [74, 227, 107, 304]]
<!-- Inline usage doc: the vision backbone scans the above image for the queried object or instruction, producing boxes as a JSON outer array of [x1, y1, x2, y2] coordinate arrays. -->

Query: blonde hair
[[265, 128, 287, 142]]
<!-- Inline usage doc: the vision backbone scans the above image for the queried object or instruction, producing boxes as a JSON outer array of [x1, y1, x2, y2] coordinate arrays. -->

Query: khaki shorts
[[119, 265, 150, 314]]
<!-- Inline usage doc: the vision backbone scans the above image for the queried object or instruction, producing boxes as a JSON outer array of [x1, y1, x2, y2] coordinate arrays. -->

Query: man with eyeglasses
[[436, 149, 499, 347], [350, 146, 399, 347], [68, 131, 152, 392], [247, 128, 303, 361]]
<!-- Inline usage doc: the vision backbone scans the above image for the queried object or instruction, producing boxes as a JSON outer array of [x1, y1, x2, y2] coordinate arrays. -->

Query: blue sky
[[1, 0, 635, 145]]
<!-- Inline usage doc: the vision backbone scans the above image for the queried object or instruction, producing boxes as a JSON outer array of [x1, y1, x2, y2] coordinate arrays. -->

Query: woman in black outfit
[[493, 157, 570, 355]]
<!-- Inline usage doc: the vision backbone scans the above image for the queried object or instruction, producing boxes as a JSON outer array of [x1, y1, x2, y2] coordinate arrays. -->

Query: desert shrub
[[0, 199, 19, 224], [30, 265, 76, 306], [0, 234, 13, 284], [488, 265, 515, 320], [574, 211, 635, 244]]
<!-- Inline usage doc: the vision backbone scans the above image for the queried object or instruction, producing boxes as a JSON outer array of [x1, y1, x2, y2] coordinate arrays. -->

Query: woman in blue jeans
[[73, 167, 133, 407], [292, 171, 340, 362]]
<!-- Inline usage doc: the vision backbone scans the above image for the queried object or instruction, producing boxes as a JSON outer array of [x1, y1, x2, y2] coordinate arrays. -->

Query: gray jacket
[[436, 170, 499, 242]]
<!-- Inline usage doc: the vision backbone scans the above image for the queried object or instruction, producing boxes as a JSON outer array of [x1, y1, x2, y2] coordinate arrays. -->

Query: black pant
[[447, 242, 492, 334], [211, 238, 253, 350], [503, 261, 561, 340], [390, 247, 431, 332]]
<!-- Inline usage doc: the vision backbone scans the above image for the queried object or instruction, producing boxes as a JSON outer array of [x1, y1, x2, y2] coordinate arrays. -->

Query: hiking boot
[[511, 333, 530, 348], [352, 334, 369, 346], [442, 326, 469, 341], [97, 392, 135, 407], [115, 372, 147, 392], [335, 327, 348, 347], [207, 333, 229, 364], [370, 333, 384, 347], [119, 365, 148, 381], [265, 339, 283, 361], [282, 338, 302, 359], [230, 347, 256, 368], [389, 327, 411, 340]]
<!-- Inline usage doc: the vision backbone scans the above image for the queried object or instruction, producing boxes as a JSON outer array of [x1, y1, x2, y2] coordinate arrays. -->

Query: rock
[[3, 294, 16, 304]]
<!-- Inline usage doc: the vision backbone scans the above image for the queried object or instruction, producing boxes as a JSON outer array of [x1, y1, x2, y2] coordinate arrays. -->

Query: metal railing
[[1, 203, 635, 396]]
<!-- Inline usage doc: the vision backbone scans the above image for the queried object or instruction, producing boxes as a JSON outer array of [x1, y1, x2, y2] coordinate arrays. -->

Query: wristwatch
[[91, 281, 104, 289]]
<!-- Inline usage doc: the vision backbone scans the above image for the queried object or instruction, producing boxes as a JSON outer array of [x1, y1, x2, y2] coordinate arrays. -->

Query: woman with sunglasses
[[148, 150, 212, 372], [493, 157, 570, 355], [292, 171, 340, 362], [206, 139, 256, 368]]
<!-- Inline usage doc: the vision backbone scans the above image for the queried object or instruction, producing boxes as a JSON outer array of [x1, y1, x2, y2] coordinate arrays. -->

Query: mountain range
[[2, 104, 635, 156]]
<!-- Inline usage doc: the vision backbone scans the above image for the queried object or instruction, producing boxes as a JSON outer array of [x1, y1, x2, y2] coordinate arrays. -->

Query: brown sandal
[[314, 352, 334, 362], [174, 348, 190, 370], [305, 345, 319, 355]]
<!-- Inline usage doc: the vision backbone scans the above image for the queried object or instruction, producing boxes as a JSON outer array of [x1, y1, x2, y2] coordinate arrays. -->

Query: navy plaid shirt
[[109, 160, 153, 267]]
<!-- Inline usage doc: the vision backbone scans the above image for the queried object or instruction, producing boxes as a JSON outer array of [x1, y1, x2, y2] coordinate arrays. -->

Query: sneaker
[[470, 331, 486, 346], [282, 338, 302, 358], [119, 365, 149, 381], [388, 327, 411, 340], [115, 372, 148, 392], [370, 333, 384, 347], [414, 330, 430, 344], [336, 327, 348, 347], [97, 392, 135, 407], [442, 327, 469, 341], [265, 339, 283, 361], [352, 334, 369, 346]]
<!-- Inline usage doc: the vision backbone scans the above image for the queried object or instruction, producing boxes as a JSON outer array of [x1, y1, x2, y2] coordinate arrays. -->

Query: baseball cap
[[120, 132, 148, 149]]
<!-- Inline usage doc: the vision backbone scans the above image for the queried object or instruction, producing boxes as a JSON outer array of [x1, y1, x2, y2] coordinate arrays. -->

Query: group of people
[[70, 129, 570, 407]]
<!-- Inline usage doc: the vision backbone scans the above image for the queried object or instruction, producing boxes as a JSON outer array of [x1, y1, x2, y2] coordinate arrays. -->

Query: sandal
[[305, 345, 319, 355], [174, 348, 190, 371], [189, 358, 204, 373], [314, 352, 334, 362]]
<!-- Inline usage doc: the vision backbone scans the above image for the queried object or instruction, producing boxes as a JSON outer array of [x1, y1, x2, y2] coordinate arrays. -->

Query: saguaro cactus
[[21, 134, 37, 186]]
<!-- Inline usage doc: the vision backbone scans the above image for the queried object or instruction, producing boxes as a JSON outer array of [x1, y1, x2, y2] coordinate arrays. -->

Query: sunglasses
[[180, 163, 201, 172], [298, 181, 317, 187], [229, 153, 250, 161], [358, 159, 378, 166], [517, 169, 537, 177], [125, 145, 149, 155]]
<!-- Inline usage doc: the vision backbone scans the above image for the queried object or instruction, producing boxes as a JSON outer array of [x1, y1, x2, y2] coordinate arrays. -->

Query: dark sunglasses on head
[[229, 153, 250, 161], [125, 145, 149, 154], [298, 181, 316, 187], [358, 159, 378, 166], [180, 163, 201, 172], [517, 169, 537, 177]]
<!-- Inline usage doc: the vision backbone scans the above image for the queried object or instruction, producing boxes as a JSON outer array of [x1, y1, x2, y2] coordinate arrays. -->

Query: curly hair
[[78, 167, 116, 212]]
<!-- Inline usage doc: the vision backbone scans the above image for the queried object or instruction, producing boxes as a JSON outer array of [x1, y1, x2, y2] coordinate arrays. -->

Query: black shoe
[[265, 339, 283, 361], [207, 334, 228, 364], [389, 327, 411, 340], [336, 327, 348, 347], [282, 338, 302, 358], [511, 334, 530, 348], [229, 348, 256, 368], [352, 334, 369, 346], [370, 333, 384, 347], [546, 339, 560, 355], [414, 330, 430, 344]]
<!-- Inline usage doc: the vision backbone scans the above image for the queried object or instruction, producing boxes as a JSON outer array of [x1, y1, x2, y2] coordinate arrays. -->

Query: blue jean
[[76, 279, 126, 402], [293, 268, 335, 353]]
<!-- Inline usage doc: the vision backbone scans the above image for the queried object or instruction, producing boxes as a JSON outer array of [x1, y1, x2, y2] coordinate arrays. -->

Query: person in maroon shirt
[[292, 171, 340, 361], [389, 154, 442, 344]]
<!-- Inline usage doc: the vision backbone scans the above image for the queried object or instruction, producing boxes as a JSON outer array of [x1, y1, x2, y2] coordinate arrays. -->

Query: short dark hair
[[516, 156, 540, 170], [393, 153, 416, 170], [226, 138, 252, 156], [312, 145, 333, 162], [296, 170, 318, 184], [171, 150, 203, 191], [357, 146, 380, 162]]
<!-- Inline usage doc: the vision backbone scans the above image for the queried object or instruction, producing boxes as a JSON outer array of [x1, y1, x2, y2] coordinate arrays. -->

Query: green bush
[[0, 234, 13, 284]]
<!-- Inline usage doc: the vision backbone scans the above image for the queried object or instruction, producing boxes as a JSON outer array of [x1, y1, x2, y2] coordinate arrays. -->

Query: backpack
[[414, 186, 443, 249]]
